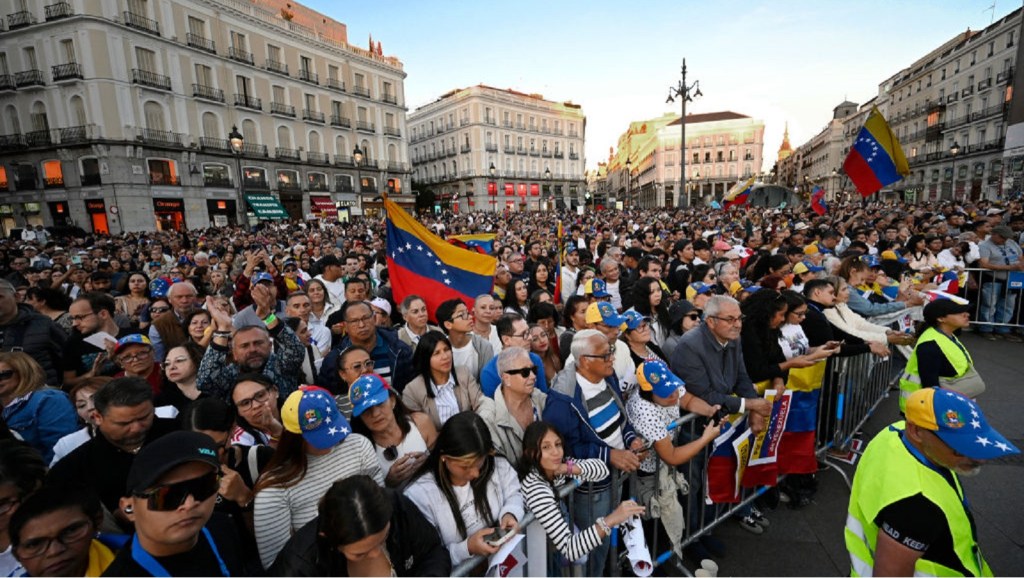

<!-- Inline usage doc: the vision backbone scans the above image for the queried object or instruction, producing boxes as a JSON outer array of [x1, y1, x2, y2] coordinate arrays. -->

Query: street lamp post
[[544, 167, 552, 210], [624, 158, 631, 209], [353, 144, 364, 197], [948, 141, 961, 201], [228, 125, 245, 227], [666, 58, 702, 208], [489, 162, 497, 212]]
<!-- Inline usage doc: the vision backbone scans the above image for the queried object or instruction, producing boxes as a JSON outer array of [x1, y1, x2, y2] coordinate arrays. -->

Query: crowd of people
[[0, 195, 1019, 576]]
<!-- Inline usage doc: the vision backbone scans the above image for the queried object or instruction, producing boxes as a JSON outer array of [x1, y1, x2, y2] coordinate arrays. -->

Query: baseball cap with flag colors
[[585, 301, 626, 328], [349, 373, 392, 418], [905, 388, 1019, 460], [584, 278, 610, 298], [636, 360, 685, 399], [281, 385, 349, 450], [685, 282, 714, 302]]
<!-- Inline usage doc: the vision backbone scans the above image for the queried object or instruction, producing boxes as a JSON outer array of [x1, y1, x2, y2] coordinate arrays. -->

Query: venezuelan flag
[[723, 176, 756, 209], [843, 107, 909, 197], [810, 186, 827, 216], [449, 233, 496, 254], [384, 198, 497, 322]]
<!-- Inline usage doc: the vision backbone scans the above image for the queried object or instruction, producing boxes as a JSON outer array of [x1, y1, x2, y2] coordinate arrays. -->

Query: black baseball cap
[[125, 431, 220, 495], [318, 255, 342, 268]]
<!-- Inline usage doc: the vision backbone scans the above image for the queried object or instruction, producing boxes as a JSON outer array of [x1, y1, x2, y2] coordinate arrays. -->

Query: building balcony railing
[[381, 94, 398, 105], [192, 83, 224, 102], [81, 173, 101, 186], [149, 174, 180, 186], [569, 152, 579, 160], [234, 93, 262, 110], [244, 177, 269, 190], [265, 59, 289, 76], [529, 150, 540, 157], [270, 102, 295, 117], [504, 146, 515, 154], [334, 155, 353, 167], [52, 62, 82, 82], [307, 151, 330, 165], [131, 69, 171, 90], [275, 147, 301, 160], [199, 137, 231, 152], [528, 125, 537, 132], [137, 128, 184, 147], [278, 180, 302, 191], [516, 147, 527, 155], [302, 109, 325, 123], [485, 143, 498, 152], [425, 152, 437, 161], [309, 181, 329, 192], [14, 70, 45, 87], [996, 67, 1013, 84], [387, 161, 404, 172], [298, 69, 318, 84], [460, 144, 471, 153], [541, 150, 552, 158], [326, 77, 344, 92], [484, 118, 496, 126], [384, 125, 401, 137], [186, 33, 216, 54], [0, 75, 13, 91], [25, 130, 52, 147], [446, 149, 458, 158], [553, 128, 563, 135], [330, 115, 351, 128], [228, 46, 254, 65], [977, 78, 992, 91], [460, 118, 470, 127], [503, 121, 513, 128], [0, 134, 27, 150], [204, 176, 232, 187], [946, 93, 959, 104], [568, 132, 579, 138], [356, 120, 375, 133], [7, 10, 37, 29], [123, 11, 159, 35], [961, 86, 974, 98], [59, 125, 97, 144], [240, 143, 268, 157], [44, 177, 64, 189], [45, 2, 73, 21], [553, 151, 563, 158], [352, 85, 370, 98]]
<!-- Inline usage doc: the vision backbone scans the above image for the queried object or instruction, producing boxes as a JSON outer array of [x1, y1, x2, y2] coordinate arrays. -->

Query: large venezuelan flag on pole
[[723, 176, 756, 209], [842, 107, 909, 197], [384, 198, 497, 322]]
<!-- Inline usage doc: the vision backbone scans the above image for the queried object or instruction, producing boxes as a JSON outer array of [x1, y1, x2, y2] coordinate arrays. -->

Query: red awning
[[309, 195, 337, 219]]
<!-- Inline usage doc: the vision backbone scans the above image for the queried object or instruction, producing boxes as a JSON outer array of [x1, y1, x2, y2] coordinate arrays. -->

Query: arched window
[[334, 174, 353, 192], [308, 131, 322, 153], [241, 119, 258, 143], [147, 157, 179, 185], [387, 143, 397, 161], [308, 171, 328, 192], [202, 163, 231, 187], [277, 125, 292, 149], [30, 102, 49, 132], [359, 139, 373, 162], [41, 160, 63, 188], [69, 96, 87, 127], [143, 101, 165, 131], [201, 112, 220, 138], [4, 105, 20, 133], [277, 169, 299, 190], [335, 135, 348, 159]]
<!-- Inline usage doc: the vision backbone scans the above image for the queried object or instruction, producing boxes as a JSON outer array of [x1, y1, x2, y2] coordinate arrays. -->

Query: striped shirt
[[371, 335, 394, 384], [521, 459, 610, 562], [253, 433, 384, 568], [578, 374, 625, 450], [430, 374, 460, 426]]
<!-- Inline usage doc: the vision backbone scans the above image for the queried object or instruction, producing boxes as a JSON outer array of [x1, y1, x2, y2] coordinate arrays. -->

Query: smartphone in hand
[[484, 527, 515, 548]]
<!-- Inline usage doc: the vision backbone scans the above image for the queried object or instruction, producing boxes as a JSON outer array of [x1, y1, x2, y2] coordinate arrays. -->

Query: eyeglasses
[[504, 366, 538, 378], [789, 310, 808, 318], [346, 314, 374, 327], [134, 471, 220, 511], [683, 313, 701, 321], [150, 306, 171, 314], [68, 312, 96, 322], [14, 519, 92, 559], [451, 311, 471, 320], [709, 315, 745, 325], [582, 346, 616, 361], [345, 360, 375, 372], [508, 331, 530, 340], [235, 388, 272, 411], [0, 370, 15, 381], [118, 350, 153, 363]]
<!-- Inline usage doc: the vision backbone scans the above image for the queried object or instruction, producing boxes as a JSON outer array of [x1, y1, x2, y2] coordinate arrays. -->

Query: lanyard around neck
[[131, 527, 230, 577]]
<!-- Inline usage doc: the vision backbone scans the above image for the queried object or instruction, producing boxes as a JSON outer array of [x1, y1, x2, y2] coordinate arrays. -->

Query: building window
[[335, 174, 353, 192], [135, 47, 156, 72], [42, 160, 63, 188], [80, 157, 101, 186], [147, 158, 178, 185], [308, 172, 328, 191], [277, 169, 300, 190], [203, 163, 231, 187]]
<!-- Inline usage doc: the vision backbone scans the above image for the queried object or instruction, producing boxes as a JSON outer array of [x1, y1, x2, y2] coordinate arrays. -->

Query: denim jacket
[[3, 388, 78, 463]]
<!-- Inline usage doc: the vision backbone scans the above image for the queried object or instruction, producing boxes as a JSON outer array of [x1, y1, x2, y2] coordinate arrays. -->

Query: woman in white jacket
[[405, 411, 524, 568], [822, 276, 914, 350]]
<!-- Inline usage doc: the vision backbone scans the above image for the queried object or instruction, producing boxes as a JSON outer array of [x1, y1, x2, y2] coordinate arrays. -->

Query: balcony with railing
[[192, 83, 224, 102], [298, 69, 318, 84], [241, 143, 268, 157], [131, 69, 170, 90], [381, 93, 398, 105], [384, 125, 401, 137], [234, 93, 262, 110], [0, 134, 27, 150], [569, 152, 579, 160], [334, 155, 353, 167], [25, 130, 52, 147], [330, 115, 351, 128], [45, 2, 73, 20], [554, 128, 563, 135], [996, 67, 1014, 84], [387, 161, 404, 172], [485, 143, 498, 152], [123, 11, 159, 35], [553, 151, 563, 158], [244, 177, 269, 190], [303, 109, 325, 123], [460, 144, 471, 153], [352, 85, 370, 98], [204, 175, 232, 187], [961, 86, 974, 98], [44, 176, 64, 189], [270, 102, 295, 117], [185, 33, 216, 54], [356, 120, 375, 133], [308, 179, 329, 192], [149, 173, 180, 186], [137, 128, 184, 147], [228, 46, 254, 65], [7, 10, 37, 29], [306, 151, 330, 165], [335, 180, 354, 192], [275, 147, 301, 160], [52, 63, 82, 82], [516, 146, 527, 155], [529, 149, 540, 157], [977, 78, 992, 91], [14, 70, 45, 87], [265, 59, 288, 76], [541, 150, 552, 158], [0, 75, 13, 91], [199, 137, 230, 152], [484, 118, 496, 126], [504, 146, 515, 154], [326, 77, 344, 92], [568, 131, 579, 138]]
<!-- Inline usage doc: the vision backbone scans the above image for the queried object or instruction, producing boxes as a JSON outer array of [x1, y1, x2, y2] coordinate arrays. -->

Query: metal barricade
[[964, 267, 1024, 331]]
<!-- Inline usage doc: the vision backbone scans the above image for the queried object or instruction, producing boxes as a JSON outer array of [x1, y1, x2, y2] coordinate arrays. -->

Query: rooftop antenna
[[985, 0, 996, 24]]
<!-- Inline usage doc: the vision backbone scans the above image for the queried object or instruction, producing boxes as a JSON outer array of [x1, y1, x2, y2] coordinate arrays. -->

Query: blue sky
[[306, 0, 1017, 171]]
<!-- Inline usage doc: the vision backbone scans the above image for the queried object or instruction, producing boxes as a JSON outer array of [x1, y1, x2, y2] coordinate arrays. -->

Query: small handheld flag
[[723, 176, 756, 209], [810, 186, 827, 216]]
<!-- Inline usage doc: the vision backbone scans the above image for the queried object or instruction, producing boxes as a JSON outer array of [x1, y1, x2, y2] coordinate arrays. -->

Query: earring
[[123, 505, 133, 514]]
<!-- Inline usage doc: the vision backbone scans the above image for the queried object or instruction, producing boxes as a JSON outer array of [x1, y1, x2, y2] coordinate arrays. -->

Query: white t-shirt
[[452, 340, 479, 380], [605, 279, 622, 311], [779, 323, 810, 360], [315, 275, 345, 305]]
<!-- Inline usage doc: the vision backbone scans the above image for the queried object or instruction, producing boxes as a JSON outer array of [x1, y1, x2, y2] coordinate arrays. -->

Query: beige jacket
[[401, 366, 494, 430], [488, 385, 547, 468]]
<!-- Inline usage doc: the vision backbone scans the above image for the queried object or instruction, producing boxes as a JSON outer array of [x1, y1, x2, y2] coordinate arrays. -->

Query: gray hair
[[703, 295, 739, 319], [399, 294, 425, 315], [0, 279, 14, 295], [598, 257, 618, 274], [168, 281, 198, 297], [496, 346, 531, 375], [571, 329, 607, 360]]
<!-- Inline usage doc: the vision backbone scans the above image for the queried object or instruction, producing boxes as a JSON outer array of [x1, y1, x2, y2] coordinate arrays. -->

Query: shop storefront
[[309, 195, 338, 221], [205, 199, 238, 227], [48, 201, 71, 227], [244, 194, 289, 222], [278, 191, 303, 221], [85, 199, 108, 234], [153, 198, 186, 232]]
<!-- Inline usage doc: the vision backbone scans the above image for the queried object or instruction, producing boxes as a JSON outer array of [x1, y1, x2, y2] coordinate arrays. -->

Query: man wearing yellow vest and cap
[[846, 388, 1019, 576]]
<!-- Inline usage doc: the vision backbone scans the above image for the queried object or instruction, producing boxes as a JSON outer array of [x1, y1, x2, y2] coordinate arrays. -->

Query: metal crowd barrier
[[452, 351, 897, 576], [964, 267, 1024, 330]]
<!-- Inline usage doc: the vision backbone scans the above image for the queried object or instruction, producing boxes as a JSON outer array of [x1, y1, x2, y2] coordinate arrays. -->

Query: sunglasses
[[684, 313, 701, 321], [0, 370, 15, 381], [150, 306, 171, 313], [504, 366, 538, 378], [134, 471, 220, 511]]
